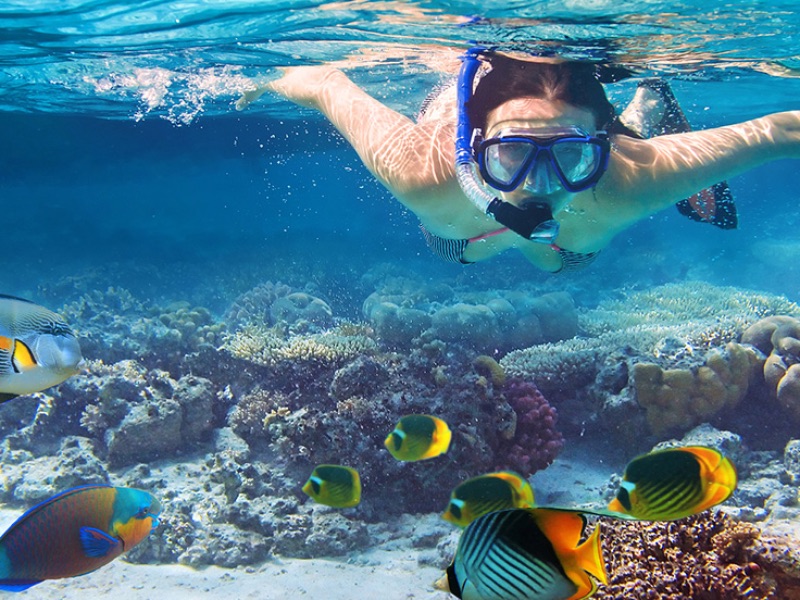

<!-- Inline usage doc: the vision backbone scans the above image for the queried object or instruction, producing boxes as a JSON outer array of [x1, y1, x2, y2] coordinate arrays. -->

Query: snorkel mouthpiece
[[455, 48, 560, 244], [486, 199, 560, 242]]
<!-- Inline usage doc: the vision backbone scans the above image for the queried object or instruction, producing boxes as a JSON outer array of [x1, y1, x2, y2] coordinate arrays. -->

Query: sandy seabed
[[15, 551, 447, 600]]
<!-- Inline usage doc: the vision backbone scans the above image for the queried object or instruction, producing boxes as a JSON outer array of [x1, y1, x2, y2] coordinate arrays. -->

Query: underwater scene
[[3, 0, 800, 598]]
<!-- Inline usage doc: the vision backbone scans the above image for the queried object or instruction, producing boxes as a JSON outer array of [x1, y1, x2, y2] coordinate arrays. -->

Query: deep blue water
[[3, 0, 800, 309]]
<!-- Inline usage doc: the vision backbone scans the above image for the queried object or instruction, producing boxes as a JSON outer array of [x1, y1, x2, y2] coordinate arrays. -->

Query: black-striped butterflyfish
[[384, 414, 451, 462], [443, 471, 535, 528], [302, 464, 361, 508], [607, 445, 737, 521], [437, 507, 607, 600]]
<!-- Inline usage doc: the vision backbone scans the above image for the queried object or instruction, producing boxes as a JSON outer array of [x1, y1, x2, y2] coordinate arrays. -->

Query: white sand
[[12, 551, 448, 599]]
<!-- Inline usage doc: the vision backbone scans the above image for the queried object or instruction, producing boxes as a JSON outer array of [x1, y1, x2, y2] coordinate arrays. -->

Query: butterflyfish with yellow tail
[[302, 464, 361, 508], [436, 507, 607, 600], [606, 445, 737, 521], [0, 294, 84, 403], [384, 414, 451, 462], [443, 471, 535, 528], [0, 484, 161, 591]]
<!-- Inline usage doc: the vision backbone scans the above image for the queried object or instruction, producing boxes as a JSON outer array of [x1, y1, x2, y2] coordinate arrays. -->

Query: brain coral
[[742, 315, 800, 422]]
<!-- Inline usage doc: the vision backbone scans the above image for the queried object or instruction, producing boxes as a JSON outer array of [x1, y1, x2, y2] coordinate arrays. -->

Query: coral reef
[[633, 342, 762, 435], [743, 315, 800, 422], [595, 511, 800, 599], [503, 283, 799, 442]]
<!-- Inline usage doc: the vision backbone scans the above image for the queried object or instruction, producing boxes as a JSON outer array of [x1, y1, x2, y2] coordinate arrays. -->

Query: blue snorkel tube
[[455, 48, 560, 243]]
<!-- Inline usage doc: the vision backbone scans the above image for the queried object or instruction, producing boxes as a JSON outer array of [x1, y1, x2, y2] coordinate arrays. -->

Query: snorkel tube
[[455, 48, 560, 243]]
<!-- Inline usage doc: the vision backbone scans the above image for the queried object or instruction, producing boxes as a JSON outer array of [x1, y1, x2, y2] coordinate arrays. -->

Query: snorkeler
[[241, 50, 800, 273]]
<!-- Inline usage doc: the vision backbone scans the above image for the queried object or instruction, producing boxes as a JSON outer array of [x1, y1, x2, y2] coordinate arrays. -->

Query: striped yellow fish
[[384, 414, 451, 462], [302, 464, 361, 508], [443, 471, 535, 527], [607, 445, 737, 521]]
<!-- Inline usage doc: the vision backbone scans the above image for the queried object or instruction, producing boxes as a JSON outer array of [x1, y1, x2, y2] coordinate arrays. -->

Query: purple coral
[[498, 379, 564, 477]]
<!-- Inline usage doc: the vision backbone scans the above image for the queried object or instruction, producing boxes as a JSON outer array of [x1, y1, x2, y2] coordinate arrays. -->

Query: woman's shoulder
[[416, 79, 458, 124]]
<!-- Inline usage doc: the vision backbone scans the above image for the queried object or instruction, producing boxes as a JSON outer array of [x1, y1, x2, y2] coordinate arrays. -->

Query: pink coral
[[497, 380, 564, 477]]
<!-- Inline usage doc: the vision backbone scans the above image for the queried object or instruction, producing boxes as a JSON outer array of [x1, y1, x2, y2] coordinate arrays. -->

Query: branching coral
[[223, 324, 377, 368], [595, 511, 800, 599]]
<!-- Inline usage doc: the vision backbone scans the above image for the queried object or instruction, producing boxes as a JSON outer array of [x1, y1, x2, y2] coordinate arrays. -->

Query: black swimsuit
[[419, 224, 600, 272]]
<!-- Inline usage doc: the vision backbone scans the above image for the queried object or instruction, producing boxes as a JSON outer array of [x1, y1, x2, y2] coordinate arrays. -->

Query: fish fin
[[0, 579, 43, 591], [685, 447, 738, 485], [532, 507, 587, 549], [11, 339, 37, 372], [80, 526, 121, 557], [0, 392, 19, 403], [574, 521, 608, 585], [698, 482, 737, 514]]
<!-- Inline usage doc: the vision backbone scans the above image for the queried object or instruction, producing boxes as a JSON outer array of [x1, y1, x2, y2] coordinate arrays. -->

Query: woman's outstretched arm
[[246, 66, 456, 200], [603, 110, 800, 225]]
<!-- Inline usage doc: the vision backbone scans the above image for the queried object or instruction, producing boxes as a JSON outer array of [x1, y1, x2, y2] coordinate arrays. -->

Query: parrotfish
[[443, 470, 535, 528], [607, 445, 737, 521], [437, 507, 607, 600], [0, 484, 161, 591], [384, 414, 451, 462], [0, 294, 84, 403], [302, 464, 361, 508]]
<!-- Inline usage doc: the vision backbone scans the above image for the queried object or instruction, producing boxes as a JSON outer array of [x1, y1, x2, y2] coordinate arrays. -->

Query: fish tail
[[687, 447, 738, 501], [574, 522, 607, 585]]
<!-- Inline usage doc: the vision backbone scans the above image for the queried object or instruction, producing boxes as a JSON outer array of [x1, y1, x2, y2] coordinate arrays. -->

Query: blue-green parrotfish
[[0, 484, 161, 591], [0, 294, 84, 403]]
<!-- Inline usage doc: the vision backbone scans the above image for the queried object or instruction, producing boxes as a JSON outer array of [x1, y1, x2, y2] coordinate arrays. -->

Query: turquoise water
[[3, 0, 800, 304], [3, 1, 800, 598]]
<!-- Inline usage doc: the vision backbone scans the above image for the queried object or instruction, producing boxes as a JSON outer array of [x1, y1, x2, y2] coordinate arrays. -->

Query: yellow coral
[[633, 342, 761, 436], [473, 355, 506, 387]]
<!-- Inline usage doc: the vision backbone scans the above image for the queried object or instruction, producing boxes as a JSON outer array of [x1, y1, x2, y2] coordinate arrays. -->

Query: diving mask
[[475, 126, 610, 194]]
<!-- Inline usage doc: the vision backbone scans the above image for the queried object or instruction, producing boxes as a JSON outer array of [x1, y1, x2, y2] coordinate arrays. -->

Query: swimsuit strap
[[467, 227, 510, 243]]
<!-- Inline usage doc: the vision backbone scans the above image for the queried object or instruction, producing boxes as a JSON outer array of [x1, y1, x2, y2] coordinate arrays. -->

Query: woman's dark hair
[[466, 53, 627, 134]]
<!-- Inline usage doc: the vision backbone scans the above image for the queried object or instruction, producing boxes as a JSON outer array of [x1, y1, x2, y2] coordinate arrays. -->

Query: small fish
[[384, 414, 451, 462], [0, 484, 161, 591], [0, 294, 84, 403], [437, 507, 607, 600], [443, 471, 535, 527], [302, 464, 361, 508], [606, 445, 737, 521]]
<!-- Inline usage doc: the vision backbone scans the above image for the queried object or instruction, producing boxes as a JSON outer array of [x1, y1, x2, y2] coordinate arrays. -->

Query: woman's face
[[485, 98, 597, 214]]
